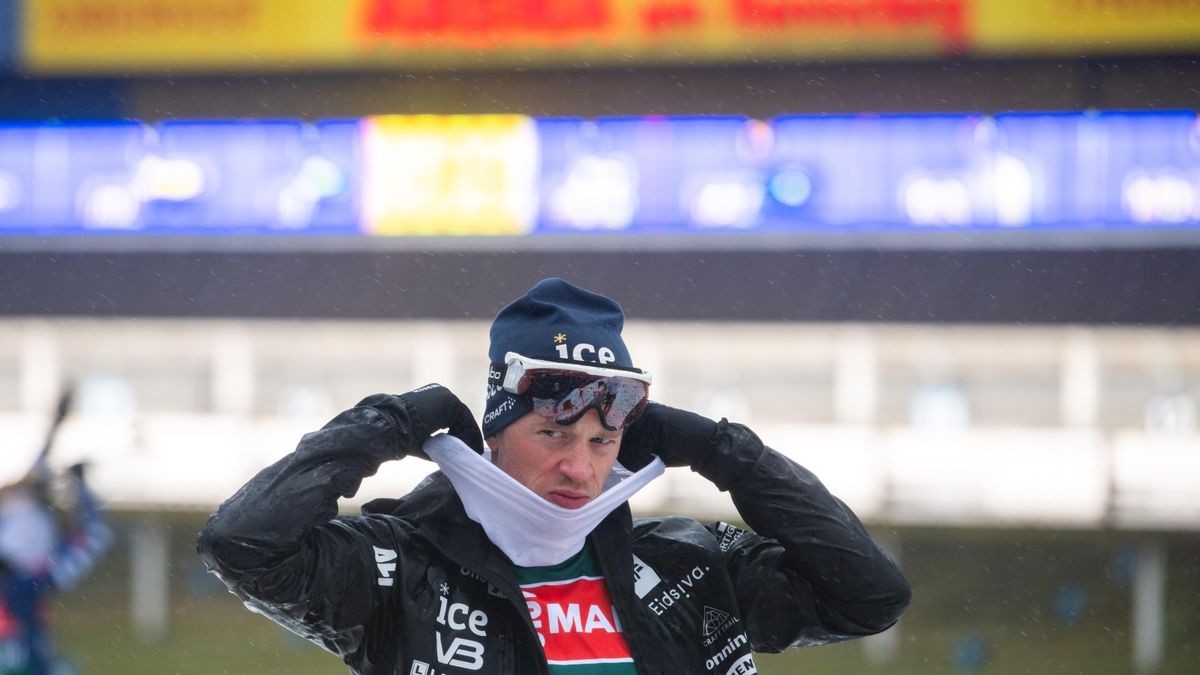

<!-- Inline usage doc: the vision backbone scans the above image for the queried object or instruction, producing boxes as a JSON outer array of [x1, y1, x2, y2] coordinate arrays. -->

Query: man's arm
[[196, 386, 482, 656], [622, 404, 911, 651], [50, 464, 114, 591]]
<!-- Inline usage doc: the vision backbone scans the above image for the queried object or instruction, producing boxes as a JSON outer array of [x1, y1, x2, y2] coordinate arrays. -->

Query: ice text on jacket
[[435, 594, 488, 670]]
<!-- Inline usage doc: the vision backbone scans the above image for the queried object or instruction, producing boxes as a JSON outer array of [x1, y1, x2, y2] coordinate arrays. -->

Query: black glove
[[397, 384, 484, 457], [619, 402, 720, 472]]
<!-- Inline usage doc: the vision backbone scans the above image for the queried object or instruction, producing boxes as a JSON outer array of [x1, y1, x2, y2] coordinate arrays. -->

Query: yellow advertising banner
[[360, 115, 538, 236], [20, 0, 966, 73], [23, 1, 355, 72], [20, 0, 1200, 74], [974, 0, 1200, 54]]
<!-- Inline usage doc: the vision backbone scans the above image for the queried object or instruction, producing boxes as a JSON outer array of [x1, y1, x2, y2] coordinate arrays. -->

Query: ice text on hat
[[553, 333, 617, 365]]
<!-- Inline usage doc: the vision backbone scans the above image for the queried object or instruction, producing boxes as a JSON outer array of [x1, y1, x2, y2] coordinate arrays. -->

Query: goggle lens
[[516, 370, 649, 430]]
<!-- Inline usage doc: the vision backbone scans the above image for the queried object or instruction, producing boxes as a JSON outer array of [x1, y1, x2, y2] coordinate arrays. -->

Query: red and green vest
[[513, 546, 637, 674]]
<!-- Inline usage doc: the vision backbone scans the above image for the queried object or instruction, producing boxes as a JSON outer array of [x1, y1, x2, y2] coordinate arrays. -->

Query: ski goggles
[[501, 352, 652, 431]]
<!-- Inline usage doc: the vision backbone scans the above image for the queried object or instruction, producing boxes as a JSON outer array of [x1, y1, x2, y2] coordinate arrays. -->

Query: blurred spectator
[[0, 462, 113, 675]]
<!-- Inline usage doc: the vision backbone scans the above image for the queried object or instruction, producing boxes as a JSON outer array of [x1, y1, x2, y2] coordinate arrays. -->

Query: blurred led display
[[0, 119, 358, 235], [536, 116, 767, 233], [763, 114, 992, 230], [138, 120, 358, 233], [1097, 111, 1198, 226], [0, 111, 1197, 240], [995, 111, 1200, 228], [0, 122, 145, 233]]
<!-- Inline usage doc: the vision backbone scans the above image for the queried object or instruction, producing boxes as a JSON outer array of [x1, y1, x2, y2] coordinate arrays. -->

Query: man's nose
[[557, 441, 593, 483]]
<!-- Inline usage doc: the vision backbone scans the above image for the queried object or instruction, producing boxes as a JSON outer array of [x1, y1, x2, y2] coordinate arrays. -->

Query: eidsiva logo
[[552, 333, 617, 364]]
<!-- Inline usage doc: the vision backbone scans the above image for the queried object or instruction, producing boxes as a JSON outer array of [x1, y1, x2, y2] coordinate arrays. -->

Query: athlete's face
[[488, 409, 622, 509]]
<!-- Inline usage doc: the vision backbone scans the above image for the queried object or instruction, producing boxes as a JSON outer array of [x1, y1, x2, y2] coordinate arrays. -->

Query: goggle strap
[[502, 351, 652, 392]]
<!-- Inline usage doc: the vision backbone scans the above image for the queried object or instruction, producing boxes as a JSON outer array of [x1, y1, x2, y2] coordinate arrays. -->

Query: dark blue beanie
[[483, 278, 634, 438]]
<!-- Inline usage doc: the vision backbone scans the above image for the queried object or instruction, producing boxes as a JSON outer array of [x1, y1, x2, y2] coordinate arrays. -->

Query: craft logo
[[701, 605, 741, 647], [483, 397, 515, 425], [702, 606, 732, 639]]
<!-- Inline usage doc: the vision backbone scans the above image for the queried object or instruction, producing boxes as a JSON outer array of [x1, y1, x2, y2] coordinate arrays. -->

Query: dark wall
[[4, 56, 1195, 121], [3, 247, 1198, 324], [0, 76, 126, 119], [124, 56, 1200, 120]]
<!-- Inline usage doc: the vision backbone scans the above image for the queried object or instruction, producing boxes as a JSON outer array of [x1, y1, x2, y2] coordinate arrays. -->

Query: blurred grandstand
[[1, 1, 1199, 674]]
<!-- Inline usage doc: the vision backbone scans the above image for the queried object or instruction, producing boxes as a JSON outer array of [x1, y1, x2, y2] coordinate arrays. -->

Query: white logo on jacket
[[435, 594, 488, 670], [646, 565, 709, 616], [715, 522, 748, 553], [632, 554, 662, 599], [374, 546, 397, 587]]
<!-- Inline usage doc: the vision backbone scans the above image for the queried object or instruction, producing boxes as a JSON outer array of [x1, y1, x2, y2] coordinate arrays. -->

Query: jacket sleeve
[[195, 393, 420, 660], [696, 422, 911, 652], [50, 474, 113, 591]]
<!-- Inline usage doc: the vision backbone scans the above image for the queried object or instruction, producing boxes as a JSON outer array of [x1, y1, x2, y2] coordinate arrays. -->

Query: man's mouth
[[547, 490, 590, 509]]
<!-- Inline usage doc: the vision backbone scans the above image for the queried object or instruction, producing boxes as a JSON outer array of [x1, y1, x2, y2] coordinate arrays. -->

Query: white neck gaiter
[[424, 434, 665, 567]]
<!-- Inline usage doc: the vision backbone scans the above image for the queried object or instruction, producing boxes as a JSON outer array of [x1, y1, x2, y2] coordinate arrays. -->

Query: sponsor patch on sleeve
[[714, 522, 749, 553]]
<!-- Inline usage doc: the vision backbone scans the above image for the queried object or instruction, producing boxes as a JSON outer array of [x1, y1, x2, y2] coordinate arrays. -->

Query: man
[[1, 462, 112, 675], [198, 278, 910, 674]]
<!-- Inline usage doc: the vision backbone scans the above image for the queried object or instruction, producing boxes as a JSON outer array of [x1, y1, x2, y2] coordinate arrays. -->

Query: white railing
[[3, 412, 1196, 530]]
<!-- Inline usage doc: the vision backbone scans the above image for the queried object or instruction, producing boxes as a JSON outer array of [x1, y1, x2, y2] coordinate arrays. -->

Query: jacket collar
[[362, 472, 497, 569], [361, 471, 636, 584], [363, 473, 653, 663]]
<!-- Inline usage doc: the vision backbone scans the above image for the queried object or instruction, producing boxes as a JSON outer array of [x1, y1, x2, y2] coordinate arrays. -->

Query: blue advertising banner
[[995, 111, 1199, 229], [0, 122, 145, 232], [0, 111, 1196, 244], [536, 116, 766, 234], [0, 119, 359, 235], [140, 120, 358, 234], [764, 114, 989, 230]]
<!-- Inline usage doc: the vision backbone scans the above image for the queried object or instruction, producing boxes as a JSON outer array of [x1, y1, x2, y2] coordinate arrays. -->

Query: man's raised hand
[[619, 402, 720, 471], [397, 384, 484, 457]]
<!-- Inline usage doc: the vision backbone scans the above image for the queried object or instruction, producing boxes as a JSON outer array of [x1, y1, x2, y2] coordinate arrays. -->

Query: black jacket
[[197, 394, 910, 674]]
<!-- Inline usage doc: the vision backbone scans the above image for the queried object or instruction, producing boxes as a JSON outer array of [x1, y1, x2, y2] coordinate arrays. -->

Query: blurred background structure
[[1, 1, 1199, 673]]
